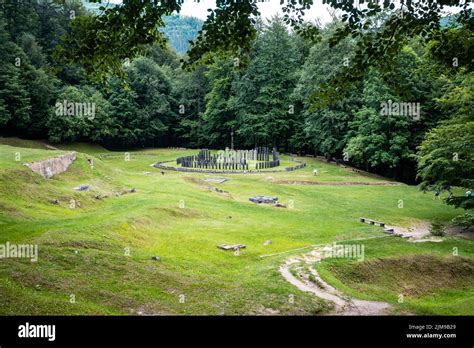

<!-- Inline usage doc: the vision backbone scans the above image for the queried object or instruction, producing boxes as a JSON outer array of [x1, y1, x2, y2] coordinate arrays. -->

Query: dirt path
[[278, 219, 468, 313], [386, 221, 444, 242], [37, 140, 59, 150], [279, 244, 392, 315]]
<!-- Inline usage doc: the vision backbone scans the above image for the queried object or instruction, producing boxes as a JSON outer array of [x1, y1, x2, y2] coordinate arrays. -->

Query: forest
[[0, 1, 472, 198]]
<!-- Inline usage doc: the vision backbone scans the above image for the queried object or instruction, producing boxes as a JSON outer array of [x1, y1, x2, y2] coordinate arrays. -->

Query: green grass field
[[0, 139, 472, 315]]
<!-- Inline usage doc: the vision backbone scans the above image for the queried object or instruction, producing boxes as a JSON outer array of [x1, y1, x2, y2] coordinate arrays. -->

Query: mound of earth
[[327, 254, 474, 297]]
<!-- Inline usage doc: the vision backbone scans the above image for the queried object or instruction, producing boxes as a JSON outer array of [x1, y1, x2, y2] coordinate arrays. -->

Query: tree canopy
[[53, 0, 472, 108]]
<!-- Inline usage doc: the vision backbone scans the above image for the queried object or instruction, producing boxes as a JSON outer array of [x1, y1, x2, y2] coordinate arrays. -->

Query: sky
[[178, 0, 334, 24], [105, 0, 470, 24]]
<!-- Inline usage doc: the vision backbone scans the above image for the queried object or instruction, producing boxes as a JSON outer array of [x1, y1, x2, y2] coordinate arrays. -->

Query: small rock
[[143, 171, 151, 175], [51, 199, 59, 205], [95, 195, 102, 200], [263, 240, 272, 246], [249, 196, 278, 204], [75, 185, 90, 191], [151, 256, 160, 261], [204, 177, 229, 184], [218, 244, 246, 251], [129, 188, 136, 193]]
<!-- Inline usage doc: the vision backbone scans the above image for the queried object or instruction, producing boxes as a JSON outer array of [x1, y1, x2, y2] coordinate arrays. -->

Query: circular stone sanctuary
[[154, 147, 306, 173]]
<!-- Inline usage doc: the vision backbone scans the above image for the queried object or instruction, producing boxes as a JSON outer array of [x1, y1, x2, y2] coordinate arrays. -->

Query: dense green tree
[[233, 18, 299, 149], [19, 33, 47, 68], [23, 67, 58, 137], [104, 80, 144, 148], [47, 84, 112, 143], [172, 65, 208, 148], [0, 15, 31, 133], [126, 57, 176, 146], [344, 69, 411, 176], [417, 72, 474, 206], [294, 22, 358, 159], [201, 58, 237, 148], [416, 20, 473, 228]]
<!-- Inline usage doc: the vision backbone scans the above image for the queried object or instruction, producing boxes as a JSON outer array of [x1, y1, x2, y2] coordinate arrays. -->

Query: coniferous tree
[[233, 17, 299, 149], [0, 15, 31, 133]]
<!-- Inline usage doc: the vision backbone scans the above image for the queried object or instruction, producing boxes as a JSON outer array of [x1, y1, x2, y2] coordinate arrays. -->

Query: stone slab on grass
[[249, 196, 278, 204], [218, 244, 246, 251], [204, 177, 229, 184]]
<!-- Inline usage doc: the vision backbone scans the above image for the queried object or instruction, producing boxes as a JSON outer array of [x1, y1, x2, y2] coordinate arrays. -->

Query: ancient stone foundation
[[26, 152, 76, 178]]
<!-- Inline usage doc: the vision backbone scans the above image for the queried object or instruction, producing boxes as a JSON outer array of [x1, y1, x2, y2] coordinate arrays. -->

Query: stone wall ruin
[[25, 152, 76, 179]]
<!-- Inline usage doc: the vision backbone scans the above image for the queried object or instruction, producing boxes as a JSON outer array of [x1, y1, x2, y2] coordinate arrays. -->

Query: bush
[[430, 222, 446, 237], [451, 212, 474, 231]]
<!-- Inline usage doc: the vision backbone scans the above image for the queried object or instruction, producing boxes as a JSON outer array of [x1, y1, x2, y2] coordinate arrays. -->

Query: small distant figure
[[313, 169, 318, 176], [466, 191, 472, 197], [161, 171, 165, 176], [434, 188, 440, 200]]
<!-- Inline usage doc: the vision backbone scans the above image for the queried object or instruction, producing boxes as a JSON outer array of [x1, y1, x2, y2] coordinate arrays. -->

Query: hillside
[[82, 1, 202, 54], [0, 139, 472, 315], [162, 15, 203, 54]]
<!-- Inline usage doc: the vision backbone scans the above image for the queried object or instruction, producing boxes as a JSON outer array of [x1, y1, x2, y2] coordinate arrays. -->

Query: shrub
[[451, 212, 474, 231], [430, 222, 446, 237]]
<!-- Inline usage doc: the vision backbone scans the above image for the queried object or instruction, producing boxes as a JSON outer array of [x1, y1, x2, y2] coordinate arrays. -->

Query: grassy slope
[[317, 239, 474, 315], [0, 137, 54, 150], [0, 140, 472, 315]]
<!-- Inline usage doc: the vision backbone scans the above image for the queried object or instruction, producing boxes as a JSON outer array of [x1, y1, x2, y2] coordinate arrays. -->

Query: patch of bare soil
[[272, 180, 401, 186], [251, 305, 281, 315], [385, 221, 434, 241], [386, 221, 450, 243], [158, 207, 209, 219], [182, 176, 209, 188], [446, 225, 474, 240], [385, 221, 473, 241], [42, 143, 59, 150]]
